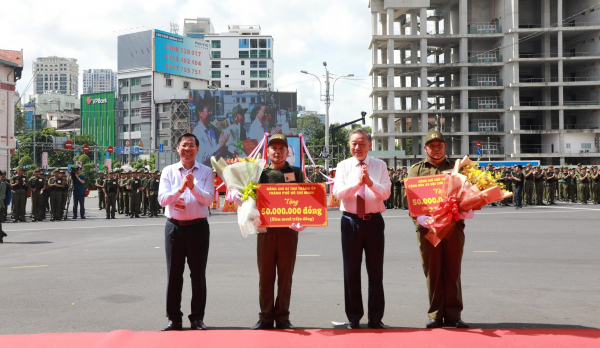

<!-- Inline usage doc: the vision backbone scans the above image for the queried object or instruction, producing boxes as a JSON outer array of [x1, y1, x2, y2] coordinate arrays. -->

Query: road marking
[[474, 251, 497, 253], [11, 265, 48, 269], [297, 255, 319, 257], [5, 221, 239, 232]]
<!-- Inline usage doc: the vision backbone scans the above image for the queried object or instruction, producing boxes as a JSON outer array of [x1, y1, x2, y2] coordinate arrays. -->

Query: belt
[[343, 211, 382, 221], [168, 217, 207, 227]]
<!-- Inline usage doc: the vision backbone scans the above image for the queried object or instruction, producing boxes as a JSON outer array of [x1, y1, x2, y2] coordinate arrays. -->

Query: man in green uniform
[[96, 171, 106, 210], [60, 171, 69, 219], [29, 168, 47, 221], [408, 129, 469, 329], [120, 170, 131, 216], [392, 168, 402, 209], [591, 166, 600, 204], [103, 170, 119, 219], [128, 170, 142, 218], [523, 164, 534, 206], [48, 169, 65, 221], [533, 166, 545, 205], [562, 167, 573, 203], [499, 167, 513, 206], [400, 166, 409, 210], [0, 170, 8, 242], [141, 170, 150, 215], [577, 166, 589, 204], [146, 170, 161, 217], [117, 170, 124, 214], [10, 166, 29, 222], [230, 134, 306, 330], [386, 168, 394, 209], [545, 166, 557, 205], [575, 163, 583, 200]]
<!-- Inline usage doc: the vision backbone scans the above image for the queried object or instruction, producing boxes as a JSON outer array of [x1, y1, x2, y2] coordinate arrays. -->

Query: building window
[[131, 78, 141, 86], [239, 51, 249, 58], [250, 50, 258, 58], [161, 122, 170, 129], [120, 80, 129, 87], [250, 80, 258, 88], [241, 80, 245, 86], [121, 125, 129, 132], [259, 39, 267, 48], [134, 124, 141, 131], [225, 85, 230, 88], [582, 143, 592, 149], [211, 40, 221, 48], [162, 105, 169, 112], [241, 61, 245, 66], [131, 93, 140, 101], [239, 39, 249, 48], [259, 71, 268, 78], [131, 109, 140, 117], [241, 70, 245, 75], [250, 70, 258, 78], [212, 81, 221, 88], [120, 94, 129, 102], [250, 61, 258, 68], [259, 50, 268, 58], [259, 61, 267, 68], [212, 61, 221, 68], [212, 71, 221, 78], [183, 81, 190, 89], [250, 39, 258, 48], [165, 78, 172, 87], [211, 51, 221, 59], [259, 81, 268, 88], [121, 110, 129, 118]]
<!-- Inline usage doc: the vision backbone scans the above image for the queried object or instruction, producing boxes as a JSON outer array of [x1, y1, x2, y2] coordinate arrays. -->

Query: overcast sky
[[1, 0, 373, 125]]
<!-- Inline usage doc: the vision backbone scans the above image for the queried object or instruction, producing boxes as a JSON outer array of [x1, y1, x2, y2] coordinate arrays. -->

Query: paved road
[[1, 198, 599, 334]]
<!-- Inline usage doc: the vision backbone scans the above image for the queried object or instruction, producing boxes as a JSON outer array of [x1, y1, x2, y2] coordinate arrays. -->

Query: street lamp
[[301, 64, 353, 172]]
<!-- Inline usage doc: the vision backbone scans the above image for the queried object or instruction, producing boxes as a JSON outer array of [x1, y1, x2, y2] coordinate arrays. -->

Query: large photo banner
[[188, 90, 298, 167]]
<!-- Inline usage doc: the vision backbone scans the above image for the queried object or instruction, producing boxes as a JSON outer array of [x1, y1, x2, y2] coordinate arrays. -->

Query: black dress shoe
[[161, 320, 182, 331], [367, 321, 389, 329], [106, 216, 110, 219], [19, 219, 26, 222], [190, 320, 207, 330], [445, 319, 469, 328], [2, 231, 7, 237], [275, 320, 295, 329], [426, 319, 443, 328], [346, 320, 360, 329], [251, 320, 274, 330], [81, 216, 86, 219], [130, 215, 134, 218]]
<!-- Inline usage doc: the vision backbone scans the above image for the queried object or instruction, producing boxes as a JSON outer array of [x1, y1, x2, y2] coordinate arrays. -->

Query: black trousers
[[165, 219, 210, 322], [341, 214, 385, 323]]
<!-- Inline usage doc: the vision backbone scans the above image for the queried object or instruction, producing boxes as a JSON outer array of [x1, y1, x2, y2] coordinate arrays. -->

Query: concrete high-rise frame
[[369, 0, 600, 167]]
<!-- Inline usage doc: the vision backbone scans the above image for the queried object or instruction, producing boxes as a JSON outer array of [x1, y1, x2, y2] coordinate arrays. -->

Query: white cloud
[[1, 0, 373, 125]]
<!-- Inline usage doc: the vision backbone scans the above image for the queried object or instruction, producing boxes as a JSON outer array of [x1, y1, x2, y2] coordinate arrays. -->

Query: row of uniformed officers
[[97, 169, 162, 219]]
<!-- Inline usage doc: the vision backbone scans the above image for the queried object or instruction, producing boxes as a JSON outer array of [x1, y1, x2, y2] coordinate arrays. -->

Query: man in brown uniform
[[230, 134, 306, 330], [408, 129, 469, 329]]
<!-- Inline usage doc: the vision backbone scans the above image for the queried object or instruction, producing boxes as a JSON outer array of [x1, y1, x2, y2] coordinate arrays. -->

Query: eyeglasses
[[178, 145, 197, 150]]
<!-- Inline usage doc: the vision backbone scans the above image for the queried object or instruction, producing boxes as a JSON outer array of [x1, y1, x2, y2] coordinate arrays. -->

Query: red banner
[[257, 183, 328, 227], [404, 175, 447, 217]]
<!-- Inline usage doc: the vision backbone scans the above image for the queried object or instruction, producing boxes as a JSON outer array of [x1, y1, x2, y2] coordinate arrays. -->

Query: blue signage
[[159, 144, 164, 153], [115, 147, 125, 154], [476, 148, 482, 156], [154, 29, 209, 80], [477, 161, 541, 167]]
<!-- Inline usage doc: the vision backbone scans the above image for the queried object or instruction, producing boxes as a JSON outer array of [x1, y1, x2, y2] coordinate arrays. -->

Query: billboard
[[80, 92, 115, 149], [153, 29, 209, 80], [184, 90, 298, 167]]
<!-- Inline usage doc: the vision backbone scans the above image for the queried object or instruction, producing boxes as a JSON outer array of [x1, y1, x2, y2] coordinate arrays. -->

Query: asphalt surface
[[1, 197, 599, 334]]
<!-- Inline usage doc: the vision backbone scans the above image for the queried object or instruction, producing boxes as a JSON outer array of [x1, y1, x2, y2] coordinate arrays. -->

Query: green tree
[[149, 154, 156, 170], [82, 163, 96, 189], [78, 154, 91, 164], [14, 105, 28, 135], [19, 155, 33, 167]]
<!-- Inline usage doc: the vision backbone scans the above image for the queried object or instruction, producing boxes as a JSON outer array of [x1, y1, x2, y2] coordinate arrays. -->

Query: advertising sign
[[42, 152, 48, 169], [404, 175, 447, 217], [80, 92, 115, 148], [188, 90, 298, 167], [256, 183, 328, 227], [154, 29, 209, 80]]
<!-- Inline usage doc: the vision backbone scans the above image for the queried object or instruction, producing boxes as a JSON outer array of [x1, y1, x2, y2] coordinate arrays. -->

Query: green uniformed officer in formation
[[29, 168, 47, 221], [48, 169, 66, 221], [408, 129, 469, 329], [576, 166, 589, 204], [561, 167, 574, 203], [117, 169, 124, 214], [386, 168, 394, 209], [592, 166, 600, 204], [544, 166, 557, 205], [96, 171, 106, 210], [103, 170, 119, 219], [60, 170, 69, 216], [146, 170, 161, 217], [120, 171, 131, 216], [533, 166, 546, 205], [391, 168, 402, 209], [128, 170, 143, 218], [400, 166, 408, 210], [10, 167, 29, 222], [523, 164, 534, 205], [0, 170, 8, 242], [141, 170, 150, 215]]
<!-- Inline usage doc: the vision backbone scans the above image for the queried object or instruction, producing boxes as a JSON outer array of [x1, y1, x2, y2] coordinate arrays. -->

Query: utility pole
[[487, 136, 491, 162]]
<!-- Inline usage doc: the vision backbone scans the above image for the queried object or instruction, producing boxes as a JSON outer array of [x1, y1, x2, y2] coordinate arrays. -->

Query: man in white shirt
[[223, 104, 248, 157], [332, 128, 391, 329], [158, 133, 214, 332], [192, 103, 230, 167]]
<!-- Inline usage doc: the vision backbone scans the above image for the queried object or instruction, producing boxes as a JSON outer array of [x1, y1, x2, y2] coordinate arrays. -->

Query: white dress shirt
[[332, 155, 392, 214], [192, 122, 220, 166], [248, 118, 266, 140], [158, 161, 214, 220]]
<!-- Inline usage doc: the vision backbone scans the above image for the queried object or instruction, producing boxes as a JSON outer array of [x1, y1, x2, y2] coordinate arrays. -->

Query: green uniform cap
[[16, 166, 24, 171], [577, 163, 582, 166], [268, 134, 288, 147], [231, 104, 248, 116], [425, 129, 445, 145]]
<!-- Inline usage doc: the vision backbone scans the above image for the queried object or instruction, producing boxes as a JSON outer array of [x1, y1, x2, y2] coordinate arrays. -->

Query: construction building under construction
[[368, 0, 600, 166]]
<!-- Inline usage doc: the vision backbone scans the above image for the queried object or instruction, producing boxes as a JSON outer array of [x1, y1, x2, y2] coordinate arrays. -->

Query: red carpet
[[1, 329, 598, 348]]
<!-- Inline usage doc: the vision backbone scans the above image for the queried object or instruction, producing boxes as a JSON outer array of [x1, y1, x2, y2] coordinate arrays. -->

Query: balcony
[[468, 52, 503, 63], [468, 97, 504, 109], [518, 53, 558, 59], [468, 23, 502, 34], [468, 75, 503, 86], [519, 77, 558, 83], [564, 124, 600, 130], [469, 120, 505, 132]]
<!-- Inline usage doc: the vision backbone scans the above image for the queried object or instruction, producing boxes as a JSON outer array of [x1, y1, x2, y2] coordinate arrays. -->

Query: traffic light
[[361, 111, 366, 125]]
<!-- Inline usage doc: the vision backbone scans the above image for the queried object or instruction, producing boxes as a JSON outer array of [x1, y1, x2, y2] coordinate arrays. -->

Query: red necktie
[[357, 161, 366, 218]]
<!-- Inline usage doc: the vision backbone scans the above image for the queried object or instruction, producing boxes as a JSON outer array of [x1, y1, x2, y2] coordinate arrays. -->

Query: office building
[[33, 56, 79, 96], [83, 69, 118, 94], [204, 25, 274, 90], [368, 0, 600, 166], [183, 17, 215, 39]]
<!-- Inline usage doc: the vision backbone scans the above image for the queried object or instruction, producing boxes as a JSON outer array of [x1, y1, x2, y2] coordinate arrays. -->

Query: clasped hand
[[179, 173, 195, 192], [359, 166, 373, 187]]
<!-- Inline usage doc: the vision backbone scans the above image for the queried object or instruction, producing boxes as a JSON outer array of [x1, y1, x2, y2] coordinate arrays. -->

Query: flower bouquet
[[211, 155, 266, 237], [421, 155, 513, 247]]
